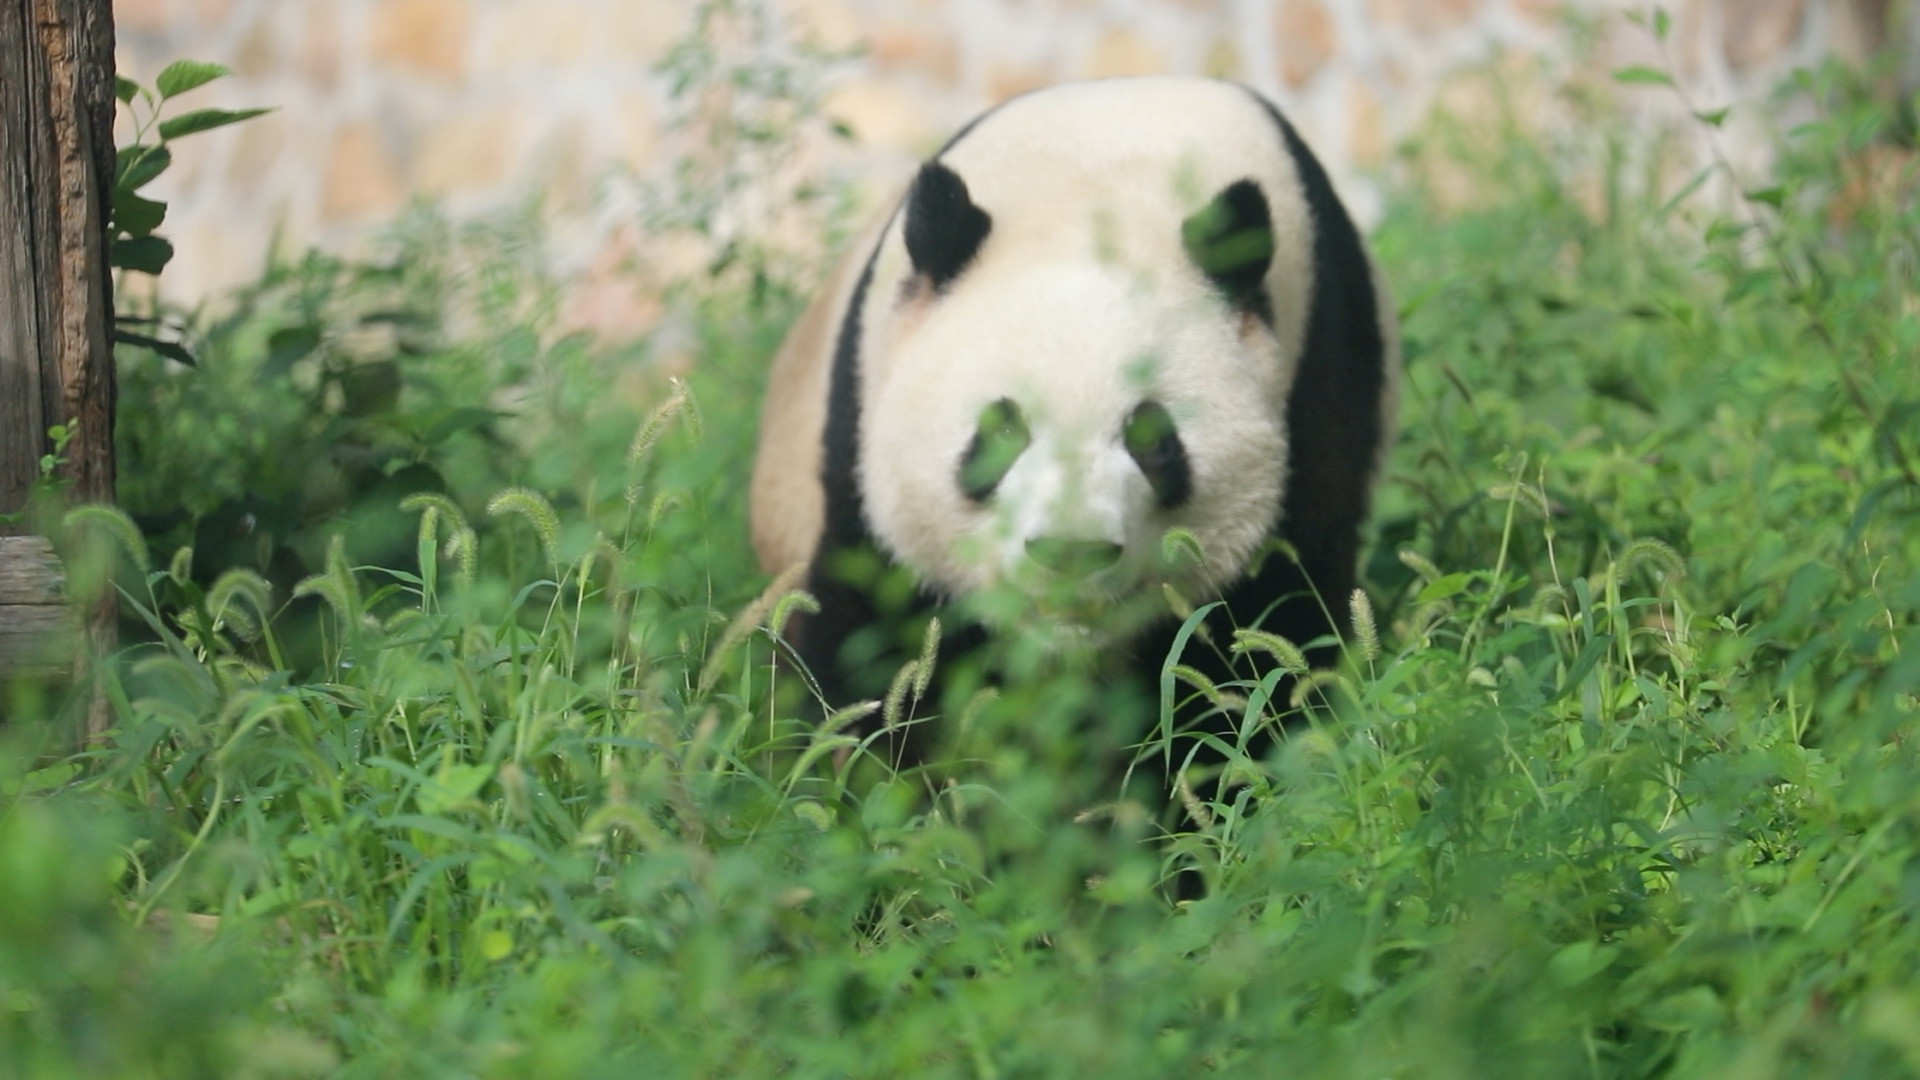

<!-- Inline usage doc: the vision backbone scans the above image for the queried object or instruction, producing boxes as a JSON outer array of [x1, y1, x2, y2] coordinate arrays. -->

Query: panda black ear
[[904, 161, 992, 290], [1182, 178, 1275, 322]]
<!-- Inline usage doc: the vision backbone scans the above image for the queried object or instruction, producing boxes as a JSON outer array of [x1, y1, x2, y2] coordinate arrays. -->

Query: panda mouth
[[1017, 557, 1150, 626], [1024, 537, 1125, 576]]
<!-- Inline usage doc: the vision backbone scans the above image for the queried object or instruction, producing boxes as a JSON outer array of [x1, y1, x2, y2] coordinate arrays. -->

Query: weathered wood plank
[[0, 0, 51, 528], [0, 534, 63, 604], [1, 0, 117, 732], [0, 603, 71, 672], [0, 535, 70, 681], [2, 0, 116, 529], [37, 0, 118, 511]]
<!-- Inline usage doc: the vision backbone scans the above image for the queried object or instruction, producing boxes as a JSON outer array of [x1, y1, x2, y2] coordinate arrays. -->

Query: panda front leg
[[793, 542, 966, 771]]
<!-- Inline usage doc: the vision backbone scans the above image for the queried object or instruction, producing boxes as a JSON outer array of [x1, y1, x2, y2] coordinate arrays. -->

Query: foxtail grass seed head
[[627, 378, 691, 468], [63, 503, 152, 575], [1171, 664, 1242, 713], [626, 378, 695, 500], [1526, 582, 1570, 621], [818, 700, 880, 739], [207, 569, 274, 641], [168, 545, 194, 587], [1397, 548, 1442, 584], [1287, 668, 1343, 709], [445, 527, 479, 588], [295, 534, 363, 623], [498, 761, 532, 823], [578, 534, 625, 592], [1176, 770, 1215, 830], [1230, 628, 1309, 674], [1159, 527, 1205, 572], [912, 617, 942, 701], [1488, 481, 1553, 519], [769, 585, 820, 642], [699, 561, 811, 695], [1349, 588, 1379, 663], [486, 487, 563, 569], [402, 492, 473, 545], [648, 490, 687, 530], [1162, 582, 1195, 622], [403, 492, 477, 588], [791, 800, 833, 831], [955, 685, 1000, 740], [291, 572, 351, 621], [883, 660, 922, 731], [1616, 537, 1688, 585], [211, 606, 260, 642]]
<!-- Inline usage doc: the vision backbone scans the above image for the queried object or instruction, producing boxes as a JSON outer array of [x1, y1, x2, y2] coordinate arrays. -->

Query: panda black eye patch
[[958, 398, 1031, 502], [1123, 401, 1192, 510]]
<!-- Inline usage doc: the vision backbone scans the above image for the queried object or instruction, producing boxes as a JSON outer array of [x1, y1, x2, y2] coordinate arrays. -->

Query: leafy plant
[[5, 7, 1920, 1077], [110, 60, 270, 366], [624, 0, 858, 297]]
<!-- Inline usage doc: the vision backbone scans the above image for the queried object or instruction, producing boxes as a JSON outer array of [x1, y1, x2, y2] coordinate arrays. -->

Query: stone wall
[[112, 0, 1908, 330]]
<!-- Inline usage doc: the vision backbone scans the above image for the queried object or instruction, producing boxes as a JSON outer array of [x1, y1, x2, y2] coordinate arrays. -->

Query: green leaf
[[417, 763, 493, 815], [1416, 573, 1472, 604], [1548, 940, 1620, 988], [110, 235, 174, 275], [1704, 220, 1749, 244], [113, 327, 196, 366], [1612, 65, 1675, 87], [154, 60, 230, 99], [21, 762, 80, 793], [115, 144, 172, 193], [1746, 186, 1787, 209], [1548, 633, 1616, 704], [113, 75, 142, 103], [1653, 7, 1671, 41], [1642, 986, 1725, 1033], [479, 930, 514, 961], [157, 106, 273, 141], [263, 325, 321, 379], [112, 190, 167, 238], [1693, 107, 1730, 127], [414, 406, 505, 445]]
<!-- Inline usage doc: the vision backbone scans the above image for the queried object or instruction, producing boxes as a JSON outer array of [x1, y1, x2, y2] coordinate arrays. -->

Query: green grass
[[5, 56, 1920, 1079]]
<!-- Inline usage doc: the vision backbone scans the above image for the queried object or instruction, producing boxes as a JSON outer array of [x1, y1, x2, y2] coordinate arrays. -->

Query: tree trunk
[[0, 0, 117, 737]]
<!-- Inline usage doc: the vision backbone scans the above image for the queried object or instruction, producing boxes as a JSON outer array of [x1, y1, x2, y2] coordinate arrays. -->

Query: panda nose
[[1025, 537, 1124, 575]]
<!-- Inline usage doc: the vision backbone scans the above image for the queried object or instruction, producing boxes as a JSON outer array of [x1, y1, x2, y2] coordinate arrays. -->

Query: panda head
[[860, 161, 1297, 630]]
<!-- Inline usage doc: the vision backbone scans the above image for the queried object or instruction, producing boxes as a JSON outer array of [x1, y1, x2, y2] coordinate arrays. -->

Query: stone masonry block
[[370, 0, 473, 79]]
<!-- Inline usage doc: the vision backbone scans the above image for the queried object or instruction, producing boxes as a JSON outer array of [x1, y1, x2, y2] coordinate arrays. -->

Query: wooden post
[[1, 0, 117, 735], [0, 536, 70, 679]]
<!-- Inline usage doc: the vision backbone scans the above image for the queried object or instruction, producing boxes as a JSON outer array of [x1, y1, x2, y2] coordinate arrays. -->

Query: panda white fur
[[751, 76, 1400, 757]]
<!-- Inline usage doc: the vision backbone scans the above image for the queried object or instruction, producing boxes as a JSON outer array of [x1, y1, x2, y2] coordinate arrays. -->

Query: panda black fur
[[751, 76, 1400, 766]]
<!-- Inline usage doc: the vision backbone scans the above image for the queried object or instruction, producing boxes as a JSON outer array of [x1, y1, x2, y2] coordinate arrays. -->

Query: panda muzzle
[[1024, 537, 1125, 576]]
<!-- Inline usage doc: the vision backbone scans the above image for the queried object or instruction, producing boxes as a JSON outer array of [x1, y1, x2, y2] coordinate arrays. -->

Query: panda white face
[[750, 77, 1398, 732], [860, 258, 1290, 629]]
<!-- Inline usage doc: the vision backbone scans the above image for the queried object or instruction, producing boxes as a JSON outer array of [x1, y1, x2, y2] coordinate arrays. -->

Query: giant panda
[[751, 76, 1400, 774]]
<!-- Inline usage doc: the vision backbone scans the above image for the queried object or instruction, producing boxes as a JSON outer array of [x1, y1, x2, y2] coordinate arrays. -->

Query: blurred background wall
[[112, 0, 1911, 334]]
